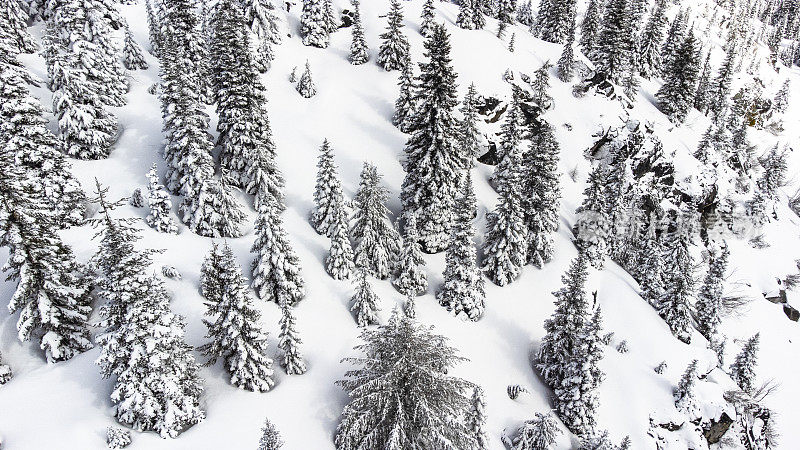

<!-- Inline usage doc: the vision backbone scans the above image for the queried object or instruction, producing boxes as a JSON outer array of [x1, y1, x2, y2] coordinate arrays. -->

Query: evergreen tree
[[537, 254, 602, 435], [335, 312, 478, 449], [591, 0, 631, 82], [145, 0, 162, 57], [695, 244, 728, 341], [145, 164, 178, 234], [472, 0, 486, 29], [393, 53, 415, 132], [579, 0, 601, 54], [0, 350, 12, 385], [245, 118, 285, 213], [349, 0, 369, 65], [278, 301, 307, 375], [297, 60, 317, 98], [243, 0, 281, 72], [674, 359, 699, 415], [707, 45, 736, 118], [420, 0, 435, 36], [773, 79, 790, 113], [730, 333, 760, 393], [350, 270, 380, 327], [493, 89, 523, 191], [258, 417, 284, 450], [2, 0, 37, 53], [351, 163, 400, 279], [122, 23, 148, 70], [199, 243, 275, 392], [636, 218, 665, 307], [301, 0, 330, 48], [574, 165, 611, 269], [251, 201, 306, 305], [401, 24, 463, 253], [656, 30, 700, 123], [516, 0, 534, 26], [467, 387, 489, 449], [457, 0, 476, 29], [483, 152, 527, 286], [660, 9, 687, 76], [536, 0, 575, 44], [530, 62, 553, 108], [522, 122, 560, 268], [437, 179, 485, 321], [183, 172, 246, 238], [557, 17, 576, 82], [159, 0, 209, 99], [508, 32, 516, 52], [403, 293, 416, 318], [657, 210, 695, 344], [459, 84, 482, 167], [509, 412, 562, 449], [327, 207, 355, 280], [393, 214, 428, 296], [637, 0, 668, 79], [323, 0, 338, 33], [758, 144, 787, 200], [694, 52, 712, 112], [311, 139, 346, 236], [1, 159, 92, 363], [378, 0, 410, 71]]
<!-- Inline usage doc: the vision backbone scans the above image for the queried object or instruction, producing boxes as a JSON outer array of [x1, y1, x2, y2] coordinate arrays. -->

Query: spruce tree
[[278, 301, 307, 375], [472, 0, 486, 29], [327, 207, 356, 280], [351, 163, 400, 279], [483, 152, 527, 286], [579, 0, 601, 54], [459, 84, 482, 167], [636, 218, 665, 307], [637, 0, 668, 79], [536, 0, 575, 44], [657, 210, 695, 344], [517, 0, 534, 26], [656, 30, 700, 123], [695, 244, 728, 341], [122, 23, 149, 71], [393, 214, 428, 296], [243, 0, 281, 72], [758, 144, 787, 200], [1, 160, 92, 363], [393, 53, 415, 132], [660, 9, 687, 76], [378, 0, 409, 71], [311, 139, 346, 236], [509, 412, 562, 449], [730, 333, 760, 393], [530, 62, 553, 108], [522, 121, 560, 268], [323, 0, 338, 33], [301, 0, 330, 48], [467, 387, 489, 449], [258, 418, 284, 450], [493, 89, 523, 191], [245, 120, 286, 213], [420, 0, 435, 36], [335, 312, 478, 448], [251, 201, 306, 305], [707, 45, 736, 118], [457, 0, 476, 29], [591, 0, 631, 82], [557, 17, 576, 82], [350, 270, 380, 327], [349, 0, 369, 65], [694, 52, 712, 112], [574, 165, 611, 270], [145, 164, 178, 234], [159, 0, 208, 99], [297, 60, 317, 98], [199, 243, 275, 392], [437, 179, 485, 321], [674, 359, 699, 416], [401, 24, 464, 253], [2, 0, 37, 53], [145, 0, 162, 57], [773, 79, 790, 113], [537, 254, 602, 435]]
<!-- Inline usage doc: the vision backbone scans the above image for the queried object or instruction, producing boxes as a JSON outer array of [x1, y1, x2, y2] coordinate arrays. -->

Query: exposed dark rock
[[703, 412, 734, 445], [784, 304, 799, 321]]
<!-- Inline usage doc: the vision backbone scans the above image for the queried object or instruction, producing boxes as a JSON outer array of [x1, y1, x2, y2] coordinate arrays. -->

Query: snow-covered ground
[[1, 0, 799, 448]]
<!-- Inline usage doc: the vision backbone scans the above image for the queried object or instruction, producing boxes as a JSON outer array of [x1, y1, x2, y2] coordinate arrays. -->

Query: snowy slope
[[1, 0, 799, 448]]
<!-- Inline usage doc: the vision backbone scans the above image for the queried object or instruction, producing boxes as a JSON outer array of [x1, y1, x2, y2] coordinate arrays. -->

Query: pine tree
[[258, 417, 284, 450], [438, 179, 485, 321], [637, 0, 668, 79], [243, 0, 281, 72], [472, 0, 486, 29], [758, 144, 787, 200], [349, 0, 369, 65], [350, 270, 380, 327], [378, 0, 410, 71], [199, 243, 275, 392], [483, 153, 527, 286], [459, 84, 482, 167], [636, 218, 665, 307], [145, 0, 162, 57], [420, 0, 435, 36], [557, 17, 576, 82], [245, 118, 286, 212], [536, 0, 575, 44], [401, 24, 463, 253], [591, 0, 631, 82], [707, 45, 736, 118], [2, 0, 37, 53], [393, 53, 415, 132], [657, 210, 695, 344], [574, 165, 611, 269], [694, 52, 712, 112], [730, 333, 760, 393], [278, 301, 307, 375], [351, 163, 400, 279], [509, 412, 562, 449], [579, 0, 601, 54], [522, 122, 560, 268], [466, 387, 489, 449], [335, 311, 478, 448], [660, 9, 687, 76], [457, 0, 476, 29], [301, 0, 330, 48], [674, 359, 699, 415], [530, 62, 553, 108], [183, 172, 246, 238], [493, 89, 523, 190], [327, 207, 356, 280], [403, 294, 416, 318], [1, 159, 92, 362], [122, 24, 148, 70], [773, 79, 790, 113], [323, 0, 338, 33], [537, 254, 602, 435], [695, 244, 728, 341], [393, 214, 428, 296], [311, 140, 345, 236], [297, 60, 317, 98], [656, 30, 700, 123], [145, 164, 178, 234], [159, 0, 209, 99], [251, 201, 306, 305], [517, 0, 534, 26]]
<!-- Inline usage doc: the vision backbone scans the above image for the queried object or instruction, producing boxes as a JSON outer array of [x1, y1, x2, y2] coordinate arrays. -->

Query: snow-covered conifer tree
[[694, 52, 712, 112], [536, 0, 575, 43], [457, 0, 476, 29], [301, 0, 329, 48], [243, 0, 281, 72], [278, 301, 307, 375], [509, 412, 562, 449], [123, 24, 148, 70], [579, 0, 601, 54], [659, 9, 688, 76], [349, 0, 369, 65], [378, 0, 409, 71], [258, 417, 284, 450], [472, 0, 486, 29], [656, 30, 700, 123], [393, 53, 415, 132], [773, 79, 790, 113], [145, 164, 177, 234], [311, 139, 345, 236], [730, 333, 760, 393], [530, 62, 553, 108], [251, 201, 306, 305], [522, 121, 561, 268], [459, 83, 482, 166], [467, 387, 489, 448], [707, 44, 735, 118], [2, 0, 37, 53], [493, 89, 523, 190], [420, 0, 435, 35], [393, 214, 428, 296], [323, 0, 338, 32], [657, 210, 696, 344], [351, 163, 400, 279], [335, 311, 478, 448], [637, 0, 667, 79], [327, 207, 355, 280], [350, 270, 380, 327], [695, 244, 728, 341], [557, 17, 576, 82], [674, 359, 699, 415], [574, 165, 611, 269], [590, 0, 631, 82], [199, 243, 275, 392], [297, 60, 317, 98], [145, 0, 162, 57]]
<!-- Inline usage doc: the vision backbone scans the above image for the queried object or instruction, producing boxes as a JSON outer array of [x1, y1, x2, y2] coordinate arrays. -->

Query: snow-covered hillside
[[1, 0, 799, 448]]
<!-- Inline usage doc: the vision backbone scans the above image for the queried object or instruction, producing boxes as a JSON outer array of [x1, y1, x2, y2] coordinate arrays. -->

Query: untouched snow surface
[[1, 0, 799, 448]]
